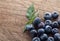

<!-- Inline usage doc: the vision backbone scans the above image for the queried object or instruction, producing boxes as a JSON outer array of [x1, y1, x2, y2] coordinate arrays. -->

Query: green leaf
[[24, 4, 39, 32], [26, 4, 35, 20], [26, 13, 38, 25]]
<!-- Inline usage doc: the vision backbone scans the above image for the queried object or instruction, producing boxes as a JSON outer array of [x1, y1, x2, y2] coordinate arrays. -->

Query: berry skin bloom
[[38, 22, 45, 29], [33, 17, 41, 27], [47, 37, 54, 41], [54, 33, 60, 41], [52, 11, 59, 19], [25, 24, 34, 31], [40, 34, 48, 41], [38, 28, 45, 36], [44, 12, 52, 20], [52, 28, 59, 35], [45, 25, 52, 34], [30, 29, 37, 38], [32, 37, 41, 41], [52, 21, 59, 28], [45, 20, 52, 26]]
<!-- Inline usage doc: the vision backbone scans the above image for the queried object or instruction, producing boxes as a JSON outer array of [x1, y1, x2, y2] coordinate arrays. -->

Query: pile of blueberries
[[25, 11, 60, 41]]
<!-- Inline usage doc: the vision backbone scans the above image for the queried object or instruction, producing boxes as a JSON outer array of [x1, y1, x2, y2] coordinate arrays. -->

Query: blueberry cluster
[[25, 11, 60, 41]]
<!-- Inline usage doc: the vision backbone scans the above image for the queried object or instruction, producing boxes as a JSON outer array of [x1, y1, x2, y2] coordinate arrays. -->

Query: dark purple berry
[[38, 28, 45, 36], [38, 22, 45, 28], [52, 28, 59, 35], [30, 29, 37, 38], [40, 34, 48, 41], [47, 37, 54, 41], [32, 37, 41, 41], [44, 12, 52, 20], [45, 25, 52, 34], [45, 20, 52, 26], [26, 24, 34, 31], [54, 33, 60, 41], [52, 11, 59, 19], [33, 17, 41, 27], [52, 21, 59, 28]]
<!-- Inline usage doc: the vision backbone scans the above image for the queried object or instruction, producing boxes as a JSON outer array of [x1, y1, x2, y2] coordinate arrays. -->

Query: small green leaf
[[24, 4, 39, 33], [27, 4, 35, 14], [26, 13, 38, 25], [26, 4, 35, 20]]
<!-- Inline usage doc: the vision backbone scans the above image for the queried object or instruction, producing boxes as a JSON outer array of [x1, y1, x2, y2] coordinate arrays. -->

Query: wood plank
[[0, 0, 60, 41]]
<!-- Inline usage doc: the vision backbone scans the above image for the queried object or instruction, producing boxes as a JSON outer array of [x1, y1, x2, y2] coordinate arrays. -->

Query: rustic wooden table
[[0, 0, 60, 41]]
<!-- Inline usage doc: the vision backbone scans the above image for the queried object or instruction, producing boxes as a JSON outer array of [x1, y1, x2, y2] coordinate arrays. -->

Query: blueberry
[[33, 17, 41, 27], [38, 28, 45, 36], [52, 28, 59, 35], [52, 21, 59, 28], [30, 29, 37, 38], [40, 34, 48, 41], [38, 22, 45, 28], [47, 37, 54, 41], [45, 20, 52, 26], [54, 33, 60, 41], [32, 37, 41, 41], [57, 20, 60, 25], [26, 24, 34, 31], [44, 12, 52, 20], [45, 25, 52, 34], [52, 11, 59, 19]]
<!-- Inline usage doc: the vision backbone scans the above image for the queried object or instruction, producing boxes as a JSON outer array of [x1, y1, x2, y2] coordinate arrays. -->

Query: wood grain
[[0, 0, 60, 41]]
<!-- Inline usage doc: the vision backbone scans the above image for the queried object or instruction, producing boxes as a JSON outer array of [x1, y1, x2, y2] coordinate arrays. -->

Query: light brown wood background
[[0, 0, 60, 41]]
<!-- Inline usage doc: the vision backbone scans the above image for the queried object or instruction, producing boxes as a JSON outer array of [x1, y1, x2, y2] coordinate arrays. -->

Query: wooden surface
[[0, 0, 60, 41]]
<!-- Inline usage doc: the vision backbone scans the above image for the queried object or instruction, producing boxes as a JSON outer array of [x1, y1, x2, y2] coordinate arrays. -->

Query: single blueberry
[[38, 28, 45, 36], [33, 17, 41, 27], [52, 21, 59, 28], [26, 24, 34, 31], [54, 33, 60, 41], [52, 28, 59, 35], [32, 37, 41, 41], [40, 34, 48, 41], [45, 25, 52, 34], [47, 37, 54, 41], [30, 29, 37, 38], [45, 20, 52, 26], [44, 12, 52, 20], [52, 11, 59, 19]]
